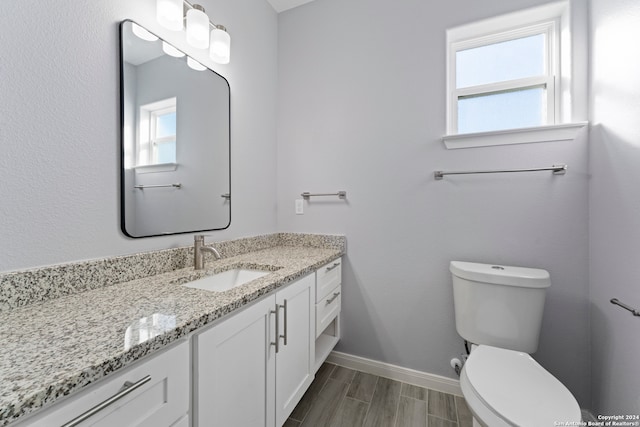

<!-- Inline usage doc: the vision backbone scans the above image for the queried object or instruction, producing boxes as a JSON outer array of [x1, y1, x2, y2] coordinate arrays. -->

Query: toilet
[[450, 261, 581, 427]]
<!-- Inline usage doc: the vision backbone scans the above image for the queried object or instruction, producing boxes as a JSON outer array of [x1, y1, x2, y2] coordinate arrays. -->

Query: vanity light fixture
[[186, 4, 209, 49], [210, 25, 231, 64], [156, 0, 231, 64]]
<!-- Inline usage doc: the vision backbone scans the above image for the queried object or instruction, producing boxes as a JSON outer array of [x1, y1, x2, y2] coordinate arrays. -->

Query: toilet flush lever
[[610, 298, 640, 317]]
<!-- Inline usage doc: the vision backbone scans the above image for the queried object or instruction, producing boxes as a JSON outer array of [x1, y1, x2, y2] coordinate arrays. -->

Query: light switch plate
[[295, 199, 304, 215]]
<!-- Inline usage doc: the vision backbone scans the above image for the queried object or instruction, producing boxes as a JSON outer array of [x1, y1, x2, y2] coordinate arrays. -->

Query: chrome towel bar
[[610, 298, 640, 317], [434, 164, 567, 180], [134, 183, 182, 189], [301, 191, 347, 200]]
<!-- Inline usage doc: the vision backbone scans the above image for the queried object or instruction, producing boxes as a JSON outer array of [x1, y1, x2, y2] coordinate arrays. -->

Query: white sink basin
[[183, 269, 270, 292]]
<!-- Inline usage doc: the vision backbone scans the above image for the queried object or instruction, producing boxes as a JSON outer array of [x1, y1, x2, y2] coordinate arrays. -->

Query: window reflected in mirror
[[138, 97, 177, 167]]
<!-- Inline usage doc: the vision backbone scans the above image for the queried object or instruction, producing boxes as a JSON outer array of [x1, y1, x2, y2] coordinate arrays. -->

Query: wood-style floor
[[285, 363, 473, 427]]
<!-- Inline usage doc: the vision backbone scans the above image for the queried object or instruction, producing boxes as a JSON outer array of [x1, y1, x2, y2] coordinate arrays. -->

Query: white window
[[444, 2, 586, 148], [451, 22, 557, 134], [137, 97, 177, 168]]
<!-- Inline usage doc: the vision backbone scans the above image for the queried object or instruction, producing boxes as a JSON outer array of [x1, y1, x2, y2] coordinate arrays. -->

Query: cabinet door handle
[[61, 375, 151, 427], [270, 305, 280, 353], [325, 262, 340, 272], [326, 292, 341, 305], [279, 300, 288, 346]]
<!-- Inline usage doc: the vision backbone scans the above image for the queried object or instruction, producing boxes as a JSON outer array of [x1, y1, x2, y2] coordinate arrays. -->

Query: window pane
[[156, 112, 177, 138], [155, 141, 176, 163], [456, 33, 545, 88], [457, 87, 545, 134]]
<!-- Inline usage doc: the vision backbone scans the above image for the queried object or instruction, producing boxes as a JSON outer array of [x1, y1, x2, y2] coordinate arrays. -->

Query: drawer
[[316, 285, 341, 338], [19, 340, 190, 427], [316, 257, 342, 302]]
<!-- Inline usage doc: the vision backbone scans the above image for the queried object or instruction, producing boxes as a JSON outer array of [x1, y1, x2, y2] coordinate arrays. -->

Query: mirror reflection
[[120, 20, 230, 238]]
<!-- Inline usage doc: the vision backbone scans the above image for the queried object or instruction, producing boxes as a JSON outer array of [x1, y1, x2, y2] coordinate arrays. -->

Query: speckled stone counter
[[0, 233, 345, 426]]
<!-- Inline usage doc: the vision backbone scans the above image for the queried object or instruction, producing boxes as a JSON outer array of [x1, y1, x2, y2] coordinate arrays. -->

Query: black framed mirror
[[119, 20, 230, 238]]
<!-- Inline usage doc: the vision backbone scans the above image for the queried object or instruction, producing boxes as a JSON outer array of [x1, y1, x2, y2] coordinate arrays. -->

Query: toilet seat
[[460, 345, 581, 427]]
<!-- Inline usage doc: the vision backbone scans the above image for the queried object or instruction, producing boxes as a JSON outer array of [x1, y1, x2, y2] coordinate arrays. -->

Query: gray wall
[[276, 0, 591, 406], [0, 0, 278, 272], [589, 0, 640, 416]]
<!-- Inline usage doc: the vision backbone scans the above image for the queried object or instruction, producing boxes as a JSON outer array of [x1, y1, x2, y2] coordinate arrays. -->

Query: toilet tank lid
[[450, 261, 551, 288]]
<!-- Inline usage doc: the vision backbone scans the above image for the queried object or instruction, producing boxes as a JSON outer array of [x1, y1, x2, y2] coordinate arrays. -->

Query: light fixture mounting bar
[[182, 0, 227, 32]]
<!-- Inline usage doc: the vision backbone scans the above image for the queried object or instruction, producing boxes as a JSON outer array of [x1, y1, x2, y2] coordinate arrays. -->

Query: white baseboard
[[327, 351, 462, 396]]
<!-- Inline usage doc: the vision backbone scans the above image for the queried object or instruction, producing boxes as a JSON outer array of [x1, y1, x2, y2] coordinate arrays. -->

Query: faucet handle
[[194, 235, 205, 243]]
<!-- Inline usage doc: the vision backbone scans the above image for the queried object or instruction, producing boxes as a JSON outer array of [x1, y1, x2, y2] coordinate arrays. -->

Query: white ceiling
[[266, 0, 316, 13]]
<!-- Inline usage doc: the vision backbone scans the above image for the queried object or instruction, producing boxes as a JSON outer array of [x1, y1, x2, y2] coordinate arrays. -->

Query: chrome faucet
[[194, 235, 221, 270]]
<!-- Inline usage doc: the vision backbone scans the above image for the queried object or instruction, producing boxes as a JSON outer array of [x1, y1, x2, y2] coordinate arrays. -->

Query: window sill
[[134, 163, 178, 174], [442, 122, 588, 149]]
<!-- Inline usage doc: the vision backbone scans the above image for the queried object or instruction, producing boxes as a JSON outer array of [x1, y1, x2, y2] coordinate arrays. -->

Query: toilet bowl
[[450, 261, 581, 426], [460, 345, 581, 426]]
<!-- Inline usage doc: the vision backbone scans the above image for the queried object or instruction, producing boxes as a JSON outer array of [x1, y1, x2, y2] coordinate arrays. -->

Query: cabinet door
[[275, 274, 315, 426], [194, 296, 276, 427]]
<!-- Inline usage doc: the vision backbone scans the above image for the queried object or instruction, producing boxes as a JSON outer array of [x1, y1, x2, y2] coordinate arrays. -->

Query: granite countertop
[[0, 244, 343, 426]]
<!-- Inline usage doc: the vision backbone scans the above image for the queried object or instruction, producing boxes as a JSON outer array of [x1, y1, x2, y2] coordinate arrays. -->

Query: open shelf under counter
[[314, 316, 340, 373]]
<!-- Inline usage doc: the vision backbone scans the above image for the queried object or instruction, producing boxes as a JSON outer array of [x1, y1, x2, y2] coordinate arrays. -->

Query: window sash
[[455, 76, 555, 128]]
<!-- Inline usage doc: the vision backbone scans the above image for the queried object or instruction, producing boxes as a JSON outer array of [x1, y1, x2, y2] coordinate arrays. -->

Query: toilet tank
[[450, 261, 551, 354]]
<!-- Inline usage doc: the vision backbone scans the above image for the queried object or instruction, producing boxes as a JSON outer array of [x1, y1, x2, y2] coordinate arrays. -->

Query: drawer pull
[[325, 262, 340, 272], [326, 292, 341, 305], [61, 375, 151, 427]]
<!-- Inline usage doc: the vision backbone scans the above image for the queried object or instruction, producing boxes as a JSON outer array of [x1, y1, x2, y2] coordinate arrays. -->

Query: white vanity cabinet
[[10, 257, 342, 427], [193, 273, 315, 427], [16, 340, 190, 427]]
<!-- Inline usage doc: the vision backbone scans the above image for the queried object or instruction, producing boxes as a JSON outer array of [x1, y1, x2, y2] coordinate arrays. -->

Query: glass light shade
[[186, 7, 210, 49], [156, 0, 183, 31], [187, 57, 206, 71], [131, 23, 158, 42], [162, 41, 185, 58], [209, 26, 231, 64]]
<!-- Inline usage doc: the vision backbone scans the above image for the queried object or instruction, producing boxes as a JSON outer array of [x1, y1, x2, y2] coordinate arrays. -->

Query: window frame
[[136, 97, 178, 170], [447, 19, 560, 136], [440, 0, 595, 149]]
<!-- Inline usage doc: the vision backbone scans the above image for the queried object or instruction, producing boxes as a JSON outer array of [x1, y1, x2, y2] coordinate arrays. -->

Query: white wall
[[0, 0, 279, 272], [277, 0, 591, 405], [589, 0, 640, 415]]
